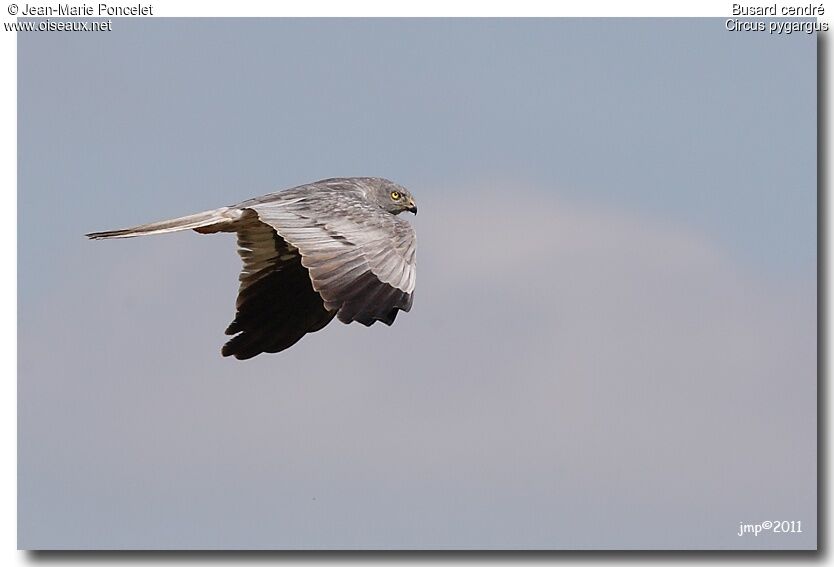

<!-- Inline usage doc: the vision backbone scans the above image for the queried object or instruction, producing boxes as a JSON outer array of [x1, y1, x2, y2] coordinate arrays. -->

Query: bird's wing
[[221, 210, 335, 359], [247, 194, 416, 326]]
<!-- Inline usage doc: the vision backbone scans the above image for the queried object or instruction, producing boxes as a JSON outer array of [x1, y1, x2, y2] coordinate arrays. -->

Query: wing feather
[[246, 186, 416, 326], [222, 212, 335, 359]]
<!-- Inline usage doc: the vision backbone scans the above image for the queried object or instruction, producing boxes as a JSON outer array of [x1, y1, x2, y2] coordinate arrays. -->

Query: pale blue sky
[[18, 19, 816, 549]]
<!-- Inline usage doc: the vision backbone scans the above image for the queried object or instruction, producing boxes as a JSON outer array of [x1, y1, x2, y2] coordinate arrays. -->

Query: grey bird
[[86, 177, 417, 359]]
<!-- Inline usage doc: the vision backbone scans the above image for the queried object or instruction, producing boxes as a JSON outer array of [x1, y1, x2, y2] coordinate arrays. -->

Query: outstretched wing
[[220, 211, 335, 360], [246, 191, 416, 327]]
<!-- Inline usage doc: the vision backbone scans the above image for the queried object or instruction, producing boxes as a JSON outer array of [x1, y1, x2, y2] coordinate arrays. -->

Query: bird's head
[[367, 179, 418, 216]]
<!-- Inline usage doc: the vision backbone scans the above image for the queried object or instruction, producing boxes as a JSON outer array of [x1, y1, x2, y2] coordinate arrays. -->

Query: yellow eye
[[390, 191, 401, 200]]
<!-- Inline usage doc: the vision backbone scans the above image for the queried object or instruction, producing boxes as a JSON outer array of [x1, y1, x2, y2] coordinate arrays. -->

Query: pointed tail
[[86, 207, 244, 239]]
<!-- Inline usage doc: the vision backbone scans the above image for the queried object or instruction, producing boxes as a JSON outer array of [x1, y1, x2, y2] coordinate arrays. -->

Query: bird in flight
[[87, 177, 417, 359]]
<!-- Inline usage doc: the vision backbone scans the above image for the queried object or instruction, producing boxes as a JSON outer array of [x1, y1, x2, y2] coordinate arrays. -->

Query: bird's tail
[[85, 207, 244, 239]]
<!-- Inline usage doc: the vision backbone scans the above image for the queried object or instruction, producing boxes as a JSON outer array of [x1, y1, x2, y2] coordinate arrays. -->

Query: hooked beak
[[407, 199, 418, 215]]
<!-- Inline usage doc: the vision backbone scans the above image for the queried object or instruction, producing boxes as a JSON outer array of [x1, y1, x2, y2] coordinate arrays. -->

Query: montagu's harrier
[[87, 177, 417, 359]]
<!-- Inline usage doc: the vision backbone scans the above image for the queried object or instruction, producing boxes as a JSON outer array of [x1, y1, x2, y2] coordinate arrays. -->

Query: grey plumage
[[86, 177, 418, 359]]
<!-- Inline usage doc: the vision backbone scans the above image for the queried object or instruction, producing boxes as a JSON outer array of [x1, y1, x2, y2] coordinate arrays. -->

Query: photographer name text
[[19, 3, 152, 16]]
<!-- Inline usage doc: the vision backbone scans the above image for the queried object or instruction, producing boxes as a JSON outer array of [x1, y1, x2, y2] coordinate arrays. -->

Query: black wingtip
[[221, 342, 258, 360]]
